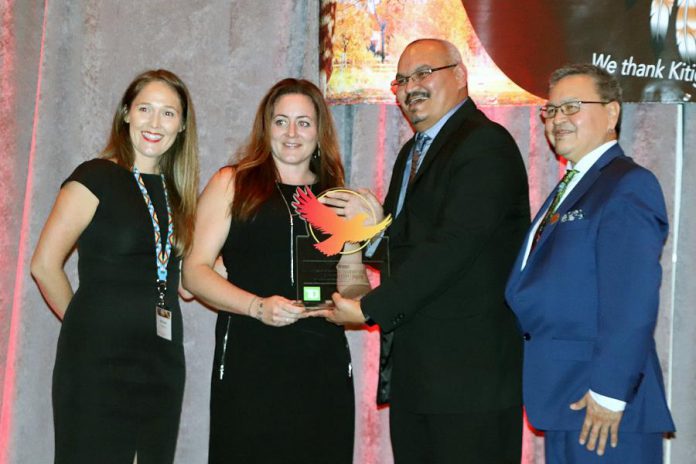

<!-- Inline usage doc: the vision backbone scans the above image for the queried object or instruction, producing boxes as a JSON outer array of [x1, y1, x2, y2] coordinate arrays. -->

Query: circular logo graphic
[[308, 188, 380, 255]]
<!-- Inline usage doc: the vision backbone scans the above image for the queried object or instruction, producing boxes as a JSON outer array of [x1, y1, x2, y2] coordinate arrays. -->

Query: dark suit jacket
[[361, 99, 530, 414], [505, 144, 675, 433]]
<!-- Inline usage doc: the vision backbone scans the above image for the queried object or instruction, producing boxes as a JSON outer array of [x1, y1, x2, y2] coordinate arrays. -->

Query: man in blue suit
[[505, 63, 675, 462]]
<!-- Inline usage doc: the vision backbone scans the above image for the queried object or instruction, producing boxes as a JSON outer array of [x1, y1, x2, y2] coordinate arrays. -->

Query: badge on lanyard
[[133, 167, 175, 341], [155, 280, 172, 341]]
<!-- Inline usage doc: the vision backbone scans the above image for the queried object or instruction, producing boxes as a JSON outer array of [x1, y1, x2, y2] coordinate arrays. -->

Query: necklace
[[275, 182, 302, 285]]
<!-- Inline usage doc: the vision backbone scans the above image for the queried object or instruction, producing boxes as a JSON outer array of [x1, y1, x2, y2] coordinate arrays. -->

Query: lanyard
[[133, 166, 174, 305]]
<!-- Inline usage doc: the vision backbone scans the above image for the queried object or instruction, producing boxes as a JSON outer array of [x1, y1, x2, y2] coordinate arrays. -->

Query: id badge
[[156, 306, 172, 341]]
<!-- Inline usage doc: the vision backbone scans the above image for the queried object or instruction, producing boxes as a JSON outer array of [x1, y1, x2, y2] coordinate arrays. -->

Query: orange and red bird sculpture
[[292, 187, 392, 256]]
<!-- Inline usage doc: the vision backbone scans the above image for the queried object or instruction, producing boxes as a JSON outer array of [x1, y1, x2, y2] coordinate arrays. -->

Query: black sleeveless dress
[[208, 182, 354, 464], [52, 159, 185, 464]]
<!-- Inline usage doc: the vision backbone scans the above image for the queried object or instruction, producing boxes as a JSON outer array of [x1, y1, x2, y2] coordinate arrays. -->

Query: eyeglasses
[[391, 64, 458, 88], [540, 100, 610, 119]]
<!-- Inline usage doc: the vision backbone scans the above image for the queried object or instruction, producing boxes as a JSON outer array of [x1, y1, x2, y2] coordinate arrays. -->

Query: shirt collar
[[570, 140, 618, 174], [421, 98, 467, 141]]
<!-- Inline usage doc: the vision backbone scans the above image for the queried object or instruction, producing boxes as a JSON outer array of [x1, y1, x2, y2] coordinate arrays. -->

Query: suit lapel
[[386, 99, 477, 238], [507, 191, 555, 286], [383, 141, 413, 238], [530, 144, 624, 254], [509, 144, 625, 297], [384, 141, 412, 215], [407, 99, 477, 191]]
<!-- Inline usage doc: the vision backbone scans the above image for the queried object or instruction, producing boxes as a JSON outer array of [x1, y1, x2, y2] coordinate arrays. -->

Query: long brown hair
[[100, 69, 200, 256], [231, 78, 345, 220]]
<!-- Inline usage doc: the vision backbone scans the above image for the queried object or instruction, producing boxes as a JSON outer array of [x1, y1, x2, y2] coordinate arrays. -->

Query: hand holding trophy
[[291, 187, 391, 310]]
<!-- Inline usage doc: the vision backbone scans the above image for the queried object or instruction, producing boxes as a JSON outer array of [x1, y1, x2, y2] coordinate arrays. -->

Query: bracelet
[[254, 298, 265, 321], [247, 296, 259, 317]]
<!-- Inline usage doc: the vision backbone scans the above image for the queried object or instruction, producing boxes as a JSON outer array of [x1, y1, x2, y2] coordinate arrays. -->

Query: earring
[[313, 146, 321, 160]]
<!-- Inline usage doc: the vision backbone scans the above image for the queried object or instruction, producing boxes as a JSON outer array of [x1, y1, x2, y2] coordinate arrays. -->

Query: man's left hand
[[570, 391, 623, 456], [320, 188, 384, 224]]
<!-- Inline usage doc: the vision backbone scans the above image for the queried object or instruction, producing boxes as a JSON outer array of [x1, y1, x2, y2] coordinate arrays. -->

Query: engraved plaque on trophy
[[295, 235, 390, 309], [291, 186, 392, 309]]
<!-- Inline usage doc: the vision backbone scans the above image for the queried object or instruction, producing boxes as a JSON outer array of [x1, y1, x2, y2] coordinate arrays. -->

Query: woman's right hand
[[251, 295, 306, 327]]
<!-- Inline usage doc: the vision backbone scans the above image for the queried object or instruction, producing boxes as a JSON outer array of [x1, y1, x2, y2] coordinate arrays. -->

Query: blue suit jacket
[[505, 144, 675, 433]]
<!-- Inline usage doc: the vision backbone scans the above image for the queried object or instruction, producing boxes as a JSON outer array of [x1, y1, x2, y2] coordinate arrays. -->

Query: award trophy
[[295, 235, 390, 309], [291, 187, 392, 309]]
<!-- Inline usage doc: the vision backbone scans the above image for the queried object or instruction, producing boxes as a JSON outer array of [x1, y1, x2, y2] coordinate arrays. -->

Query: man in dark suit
[[505, 64, 675, 462], [319, 39, 529, 463]]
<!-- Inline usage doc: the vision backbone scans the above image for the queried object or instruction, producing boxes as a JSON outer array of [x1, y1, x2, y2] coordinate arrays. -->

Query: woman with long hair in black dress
[[31, 69, 199, 463], [183, 78, 355, 464]]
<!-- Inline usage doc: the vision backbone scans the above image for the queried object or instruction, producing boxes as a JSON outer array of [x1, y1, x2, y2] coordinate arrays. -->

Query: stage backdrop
[[1, 1, 695, 463], [322, 0, 696, 103]]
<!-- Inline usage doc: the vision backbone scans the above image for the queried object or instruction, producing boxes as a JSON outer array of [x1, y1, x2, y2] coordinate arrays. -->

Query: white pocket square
[[560, 209, 584, 222]]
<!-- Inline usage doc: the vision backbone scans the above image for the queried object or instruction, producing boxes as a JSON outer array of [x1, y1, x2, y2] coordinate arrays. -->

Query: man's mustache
[[405, 91, 430, 105]]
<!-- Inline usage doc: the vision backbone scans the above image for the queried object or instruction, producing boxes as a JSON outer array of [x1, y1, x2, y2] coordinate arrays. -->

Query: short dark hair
[[549, 63, 622, 104], [549, 63, 622, 134]]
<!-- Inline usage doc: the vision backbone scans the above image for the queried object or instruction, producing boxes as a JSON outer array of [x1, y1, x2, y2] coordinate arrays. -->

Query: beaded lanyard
[[133, 166, 175, 306]]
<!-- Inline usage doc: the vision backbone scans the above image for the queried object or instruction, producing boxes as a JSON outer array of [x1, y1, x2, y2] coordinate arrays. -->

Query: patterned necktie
[[408, 132, 430, 184], [531, 169, 578, 249]]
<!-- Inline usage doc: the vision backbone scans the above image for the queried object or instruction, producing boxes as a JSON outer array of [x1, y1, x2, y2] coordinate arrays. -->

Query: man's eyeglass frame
[[391, 63, 458, 89], [540, 100, 611, 120]]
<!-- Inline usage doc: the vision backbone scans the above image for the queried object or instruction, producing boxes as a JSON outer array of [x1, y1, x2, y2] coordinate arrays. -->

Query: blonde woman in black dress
[[31, 69, 199, 463]]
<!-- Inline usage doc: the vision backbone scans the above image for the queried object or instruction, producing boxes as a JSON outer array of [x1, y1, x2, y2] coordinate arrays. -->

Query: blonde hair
[[101, 69, 200, 255]]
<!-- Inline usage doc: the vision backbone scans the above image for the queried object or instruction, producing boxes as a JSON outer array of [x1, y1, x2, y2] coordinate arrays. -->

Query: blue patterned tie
[[408, 133, 429, 184]]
